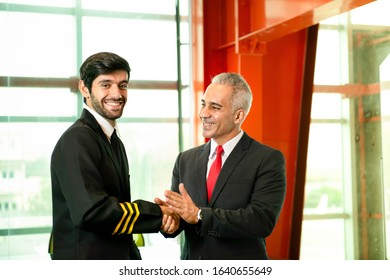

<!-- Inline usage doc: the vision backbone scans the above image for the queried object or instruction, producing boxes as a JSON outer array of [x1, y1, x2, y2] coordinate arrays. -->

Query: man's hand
[[154, 197, 180, 234], [164, 183, 199, 224]]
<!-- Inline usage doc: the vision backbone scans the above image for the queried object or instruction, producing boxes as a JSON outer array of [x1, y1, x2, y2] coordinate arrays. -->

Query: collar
[[83, 104, 119, 139], [209, 130, 244, 159]]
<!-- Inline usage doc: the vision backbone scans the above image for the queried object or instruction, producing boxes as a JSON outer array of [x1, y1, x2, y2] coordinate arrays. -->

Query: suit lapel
[[195, 142, 211, 205], [208, 133, 252, 206], [102, 136, 128, 189], [80, 109, 130, 195], [81, 109, 118, 167]]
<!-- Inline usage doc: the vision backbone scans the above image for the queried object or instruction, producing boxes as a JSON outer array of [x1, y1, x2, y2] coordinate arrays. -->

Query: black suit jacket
[[168, 132, 286, 260], [50, 109, 162, 259]]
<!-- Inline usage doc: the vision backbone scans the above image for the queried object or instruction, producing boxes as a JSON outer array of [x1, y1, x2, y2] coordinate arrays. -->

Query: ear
[[234, 109, 245, 124], [78, 80, 90, 99]]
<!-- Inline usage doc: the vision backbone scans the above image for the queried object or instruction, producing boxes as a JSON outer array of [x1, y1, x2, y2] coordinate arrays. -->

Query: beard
[[90, 92, 126, 121]]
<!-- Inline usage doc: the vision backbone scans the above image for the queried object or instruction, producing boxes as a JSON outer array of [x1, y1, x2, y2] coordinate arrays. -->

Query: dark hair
[[79, 52, 131, 94]]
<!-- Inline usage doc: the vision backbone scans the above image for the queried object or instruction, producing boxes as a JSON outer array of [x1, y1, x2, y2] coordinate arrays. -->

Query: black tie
[[111, 129, 131, 198], [111, 129, 125, 168]]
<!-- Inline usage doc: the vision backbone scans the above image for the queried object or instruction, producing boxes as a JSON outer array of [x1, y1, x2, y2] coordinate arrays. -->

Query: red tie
[[207, 145, 224, 201]]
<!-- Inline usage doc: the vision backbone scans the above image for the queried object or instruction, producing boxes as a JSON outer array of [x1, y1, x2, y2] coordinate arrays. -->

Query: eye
[[119, 84, 128, 90]]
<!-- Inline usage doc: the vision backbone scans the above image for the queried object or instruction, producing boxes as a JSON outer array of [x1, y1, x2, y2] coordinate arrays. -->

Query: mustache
[[104, 97, 125, 102]]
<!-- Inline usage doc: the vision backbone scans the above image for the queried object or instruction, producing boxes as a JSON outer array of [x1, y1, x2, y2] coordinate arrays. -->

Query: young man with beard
[[50, 52, 178, 259]]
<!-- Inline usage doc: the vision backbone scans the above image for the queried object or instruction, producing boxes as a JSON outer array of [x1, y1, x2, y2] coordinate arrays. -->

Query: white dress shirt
[[83, 104, 120, 142], [206, 130, 244, 177]]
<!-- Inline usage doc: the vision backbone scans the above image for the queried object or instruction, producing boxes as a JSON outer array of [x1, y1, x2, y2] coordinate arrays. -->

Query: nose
[[110, 84, 124, 99], [199, 106, 209, 119]]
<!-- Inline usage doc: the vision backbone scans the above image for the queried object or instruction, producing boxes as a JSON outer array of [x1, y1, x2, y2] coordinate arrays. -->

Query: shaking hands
[[155, 183, 200, 232], [155, 199, 180, 234]]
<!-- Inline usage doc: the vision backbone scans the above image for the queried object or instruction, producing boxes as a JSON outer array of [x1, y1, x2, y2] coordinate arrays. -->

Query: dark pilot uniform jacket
[[50, 109, 162, 259]]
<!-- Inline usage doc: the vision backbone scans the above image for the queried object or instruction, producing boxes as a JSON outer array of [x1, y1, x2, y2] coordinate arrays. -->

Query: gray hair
[[211, 72, 253, 115]]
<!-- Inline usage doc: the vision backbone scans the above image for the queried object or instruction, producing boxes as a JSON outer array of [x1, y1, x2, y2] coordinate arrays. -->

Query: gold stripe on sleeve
[[112, 203, 127, 235], [120, 202, 134, 234], [127, 202, 140, 234]]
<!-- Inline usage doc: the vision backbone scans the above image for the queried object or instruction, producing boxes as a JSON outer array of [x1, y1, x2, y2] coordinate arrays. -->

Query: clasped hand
[[156, 202, 180, 234], [155, 183, 199, 226]]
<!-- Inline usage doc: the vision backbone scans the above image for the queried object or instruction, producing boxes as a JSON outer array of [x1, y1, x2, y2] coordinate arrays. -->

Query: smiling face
[[199, 83, 244, 145], [79, 70, 128, 126]]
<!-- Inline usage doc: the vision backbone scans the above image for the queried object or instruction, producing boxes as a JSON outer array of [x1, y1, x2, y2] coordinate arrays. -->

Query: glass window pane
[[0, 234, 51, 260], [351, 0, 390, 26], [82, 17, 177, 80], [0, 12, 76, 77], [0, 88, 77, 117], [123, 88, 191, 119], [179, 0, 189, 16], [181, 87, 191, 118], [305, 123, 344, 214], [82, 0, 176, 15], [0, 122, 69, 184], [123, 90, 178, 118], [180, 43, 191, 85], [379, 29, 390, 261], [0, 122, 71, 260], [300, 219, 345, 259], [119, 123, 179, 201], [314, 29, 341, 85], [2, 0, 74, 7], [311, 93, 343, 119], [383, 114, 390, 260]]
